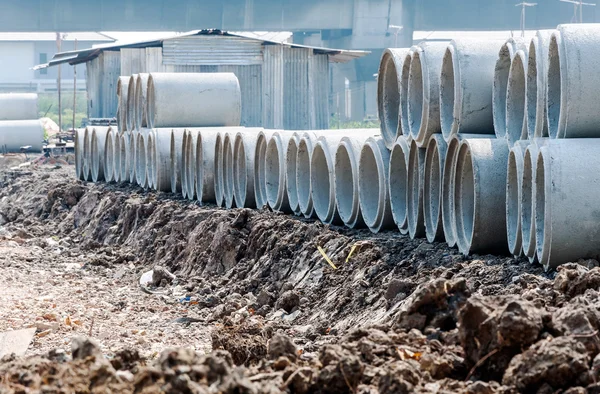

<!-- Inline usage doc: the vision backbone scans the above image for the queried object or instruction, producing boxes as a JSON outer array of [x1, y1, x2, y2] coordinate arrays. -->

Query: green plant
[[330, 114, 380, 129], [38, 92, 88, 130]]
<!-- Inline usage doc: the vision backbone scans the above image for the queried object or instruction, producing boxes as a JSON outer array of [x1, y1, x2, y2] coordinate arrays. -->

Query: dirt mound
[[2, 165, 600, 392]]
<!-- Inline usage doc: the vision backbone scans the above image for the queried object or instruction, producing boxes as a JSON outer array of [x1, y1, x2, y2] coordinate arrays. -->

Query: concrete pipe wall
[[442, 134, 493, 247], [407, 139, 426, 239], [423, 134, 448, 243], [128, 130, 138, 183], [535, 139, 600, 269], [266, 131, 294, 212], [126, 74, 137, 132], [389, 135, 411, 235], [334, 134, 375, 228], [233, 128, 268, 209], [147, 131, 156, 190], [493, 37, 526, 139], [285, 133, 302, 215], [197, 128, 231, 204], [214, 131, 226, 207], [103, 128, 117, 183], [134, 73, 150, 131], [183, 129, 200, 200], [117, 77, 129, 133], [296, 132, 319, 218], [119, 132, 131, 184], [254, 130, 272, 209], [150, 128, 172, 192], [359, 136, 394, 233], [169, 128, 185, 194], [147, 73, 242, 129], [400, 47, 418, 137], [113, 130, 121, 183], [377, 48, 410, 149], [455, 138, 509, 255], [83, 127, 92, 181], [506, 50, 529, 147], [440, 39, 503, 140], [0, 93, 37, 121], [180, 130, 191, 198], [520, 139, 551, 263], [547, 24, 600, 139], [90, 127, 110, 183], [75, 129, 85, 180], [505, 141, 529, 257], [223, 132, 237, 208], [0, 120, 44, 153], [408, 42, 447, 147], [135, 129, 151, 188], [311, 134, 347, 224], [527, 30, 554, 139]]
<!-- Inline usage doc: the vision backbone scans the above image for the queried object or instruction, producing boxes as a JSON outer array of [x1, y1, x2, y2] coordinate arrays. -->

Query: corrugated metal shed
[[163, 36, 263, 66]]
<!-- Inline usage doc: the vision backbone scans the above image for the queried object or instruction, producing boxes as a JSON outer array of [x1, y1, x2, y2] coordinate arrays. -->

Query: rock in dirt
[[0, 328, 36, 358], [276, 290, 300, 313], [71, 337, 102, 360], [267, 334, 297, 360]]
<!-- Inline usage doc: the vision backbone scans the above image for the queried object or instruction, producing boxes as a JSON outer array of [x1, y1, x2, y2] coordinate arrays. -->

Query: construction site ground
[[0, 164, 599, 393]]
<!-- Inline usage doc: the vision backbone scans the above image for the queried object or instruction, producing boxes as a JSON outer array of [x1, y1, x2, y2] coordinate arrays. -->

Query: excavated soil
[[1, 164, 600, 393]]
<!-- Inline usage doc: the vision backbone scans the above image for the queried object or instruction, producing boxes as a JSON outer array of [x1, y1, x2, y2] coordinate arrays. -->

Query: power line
[[560, 0, 596, 23]]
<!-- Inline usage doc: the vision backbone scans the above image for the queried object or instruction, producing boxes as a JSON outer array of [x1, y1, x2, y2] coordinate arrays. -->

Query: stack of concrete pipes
[[378, 23, 600, 270], [0, 93, 44, 153]]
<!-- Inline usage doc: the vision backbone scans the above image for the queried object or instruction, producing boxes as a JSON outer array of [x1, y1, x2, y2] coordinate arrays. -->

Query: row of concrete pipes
[[378, 23, 600, 270], [0, 93, 43, 153]]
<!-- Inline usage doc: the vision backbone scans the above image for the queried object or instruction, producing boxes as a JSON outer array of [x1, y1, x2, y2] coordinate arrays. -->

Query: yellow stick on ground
[[346, 243, 359, 263], [317, 246, 337, 270]]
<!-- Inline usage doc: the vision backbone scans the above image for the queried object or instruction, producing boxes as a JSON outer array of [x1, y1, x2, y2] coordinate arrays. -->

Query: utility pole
[[72, 39, 77, 133], [516, 2, 537, 37], [560, 0, 596, 23], [56, 32, 62, 132], [388, 24, 403, 47]]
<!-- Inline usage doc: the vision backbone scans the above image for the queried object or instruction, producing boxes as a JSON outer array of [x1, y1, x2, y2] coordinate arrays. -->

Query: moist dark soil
[[1, 165, 600, 393]]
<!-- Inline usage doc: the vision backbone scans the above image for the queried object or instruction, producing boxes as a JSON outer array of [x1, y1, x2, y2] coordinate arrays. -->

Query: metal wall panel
[[219, 65, 262, 127], [101, 51, 121, 119], [262, 45, 283, 129], [163, 36, 263, 66], [120, 48, 145, 76], [283, 47, 310, 130], [311, 54, 330, 129]]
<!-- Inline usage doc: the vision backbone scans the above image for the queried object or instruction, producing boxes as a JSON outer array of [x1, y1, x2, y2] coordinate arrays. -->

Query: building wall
[[0, 42, 34, 85]]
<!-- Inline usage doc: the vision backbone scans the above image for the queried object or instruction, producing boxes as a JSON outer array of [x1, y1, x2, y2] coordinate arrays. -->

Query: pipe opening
[[400, 53, 412, 135], [105, 134, 114, 182], [265, 138, 281, 207], [359, 143, 380, 228], [91, 132, 100, 181], [120, 134, 129, 183], [114, 134, 121, 182], [379, 54, 400, 143], [493, 44, 512, 137], [234, 135, 246, 207], [506, 149, 521, 254], [128, 132, 136, 182], [286, 138, 299, 212], [214, 134, 224, 205], [535, 151, 546, 263], [455, 143, 475, 251], [424, 139, 441, 237], [147, 76, 155, 129], [185, 133, 196, 199], [195, 134, 204, 201], [254, 134, 268, 208], [408, 52, 424, 139], [526, 39, 539, 139], [389, 142, 408, 230], [440, 48, 456, 139], [547, 34, 561, 139], [311, 144, 332, 221], [507, 53, 526, 146], [521, 149, 534, 256], [126, 78, 136, 131], [297, 139, 311, 214], [170, 131, 178, 193], [442, 138, 459, 244], [135, 134, 146, 186], [224, 135, 235, 207], [335, 142, 356, 224], [147, 133, 155, 189]]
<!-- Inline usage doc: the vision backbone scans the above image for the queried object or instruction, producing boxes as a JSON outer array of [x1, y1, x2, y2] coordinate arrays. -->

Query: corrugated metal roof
[[0, 32, 115, 42], [35, 29, 369, 69], [413, 30, 538, 43]]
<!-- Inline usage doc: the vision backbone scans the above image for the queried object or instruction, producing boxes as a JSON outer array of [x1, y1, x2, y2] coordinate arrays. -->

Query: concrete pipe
[[113, 130, 122, 182], [90, 127, 110, 183], [254, 130, 274, 209], [233, 128, 268, 209], [146, 131, 156, 190], [527, 30, 554, 139], [359, 137, 394, 233], [103, 128, 117, 183], [407, 139, 426, 239], [134, 73, 150, 130], [535, 139, 600, 269], [0, 120, 44, 153], [493, 37, 526, 139], [119, 132, 131, 184], [147, 73, 242, 129], [75, 128, 85, 180], [223, 132, 236, 208], [520, 139, 552, 262], [128, 130, 138, 183], [0, 93, 37, 121], [182, 129, 199, 200], [547, 24, 600, 139], [266, 131, 294, 212], [135, 129, 151, 188], [400, 47, 418, 137], [214, 132, 226, 207], [389, 135, 412, 235], [311, 134, 348, 224], [83, 127, 93, 181], [126, 74, 137, 132], [455, 138, 510, 255], [150, 128, 173, 192], [296, 132, 318, 218], [285, 133, 302, 215], [117, 77, 129, 133], [377, 48, 410, 149], [423, 134, 448, 243], [197, 128, 238, 204], [408, 42, 448, 147], [334, 134, 375, 228], [505, 141, 529, 257], [170, 128, 185, 194], [442, 134, 493, 247], [440, 39, 504, 140], [506, 50, 529, 147]]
